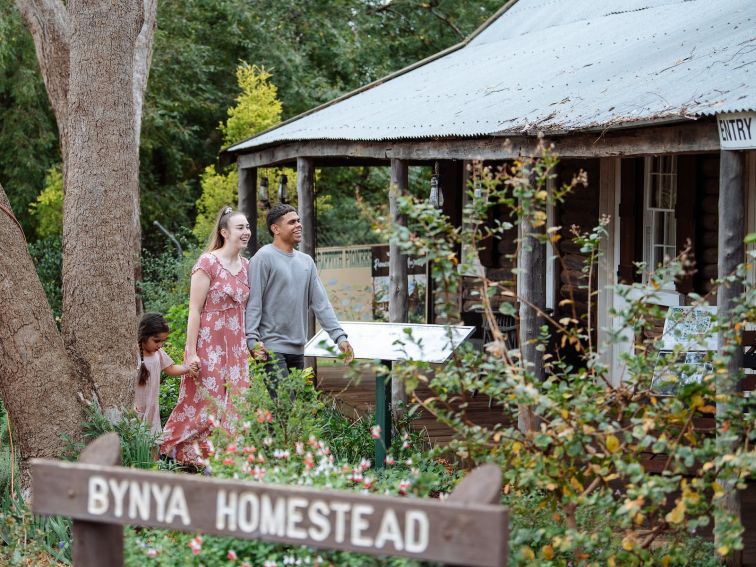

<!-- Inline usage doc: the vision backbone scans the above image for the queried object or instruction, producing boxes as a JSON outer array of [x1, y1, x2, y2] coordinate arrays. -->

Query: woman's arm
[[185, 269, 211, 369]]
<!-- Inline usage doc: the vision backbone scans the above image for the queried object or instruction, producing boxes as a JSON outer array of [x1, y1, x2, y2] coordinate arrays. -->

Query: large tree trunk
[[62, 0, 145, 413], [0, 184, 90, 472], [1, 0, 157, 471]]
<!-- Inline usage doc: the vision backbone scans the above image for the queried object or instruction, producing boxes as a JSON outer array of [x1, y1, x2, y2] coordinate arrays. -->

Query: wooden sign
[[32, 435, 507, 567], [717, 112, 756, 150]]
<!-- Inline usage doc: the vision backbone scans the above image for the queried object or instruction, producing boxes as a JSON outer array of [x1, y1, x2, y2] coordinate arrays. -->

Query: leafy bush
[[385, 150, 756, 565], [28, 235, 62, 322], [123, 364, 451, 565]]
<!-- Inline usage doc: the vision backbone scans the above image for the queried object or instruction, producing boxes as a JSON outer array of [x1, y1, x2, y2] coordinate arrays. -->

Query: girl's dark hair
[[137, 312, 169, 386]]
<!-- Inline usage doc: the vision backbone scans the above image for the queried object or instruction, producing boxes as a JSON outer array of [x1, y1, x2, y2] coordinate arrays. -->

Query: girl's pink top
[[134, 348, 173, 436]]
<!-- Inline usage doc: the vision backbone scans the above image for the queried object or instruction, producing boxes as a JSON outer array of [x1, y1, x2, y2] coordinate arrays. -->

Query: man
[[245, 203, 354, 398]]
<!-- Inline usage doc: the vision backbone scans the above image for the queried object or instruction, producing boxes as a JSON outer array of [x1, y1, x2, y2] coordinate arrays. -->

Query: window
[[643, 156, 677, 284]]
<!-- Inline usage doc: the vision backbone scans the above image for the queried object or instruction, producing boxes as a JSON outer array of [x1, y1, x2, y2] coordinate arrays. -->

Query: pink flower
[[370, 425, 382, 439], [399, 480, 411, 495], [227, 549, 238, 560], [359, 458, 371, 471], [223, 457, 234, 465], [385, 454, 395, 466], [362, 477, 374, 489], [226, 443, 237, 454], [189, 536, 202, 555], [146, 548, 159, 558]]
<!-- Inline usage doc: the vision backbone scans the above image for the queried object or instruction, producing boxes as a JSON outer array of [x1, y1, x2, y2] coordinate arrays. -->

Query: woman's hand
[[186, 354, 201, 376]]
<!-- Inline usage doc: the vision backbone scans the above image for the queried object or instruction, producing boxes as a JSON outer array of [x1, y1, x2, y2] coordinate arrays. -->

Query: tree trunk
[[0, 184, 89, 474], [1, 0, 157, 470], [61, 0, 145, 413]]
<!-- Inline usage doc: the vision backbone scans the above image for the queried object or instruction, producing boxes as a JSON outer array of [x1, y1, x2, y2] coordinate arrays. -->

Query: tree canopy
[[1, 0, 502, 248]]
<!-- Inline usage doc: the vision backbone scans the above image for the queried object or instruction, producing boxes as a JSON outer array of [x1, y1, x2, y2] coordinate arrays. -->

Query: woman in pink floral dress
[[160, 206, 251, 466]]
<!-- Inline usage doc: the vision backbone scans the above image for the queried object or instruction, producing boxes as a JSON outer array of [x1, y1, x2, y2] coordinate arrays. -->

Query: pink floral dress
[[160, 253, 250, 465]]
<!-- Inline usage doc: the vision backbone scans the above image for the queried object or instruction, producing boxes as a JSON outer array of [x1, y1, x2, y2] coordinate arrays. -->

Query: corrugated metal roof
[[227, 0, 755, 154]]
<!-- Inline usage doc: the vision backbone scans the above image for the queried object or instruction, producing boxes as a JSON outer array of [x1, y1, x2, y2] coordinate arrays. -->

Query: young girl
[[134, 313, 197, 436]]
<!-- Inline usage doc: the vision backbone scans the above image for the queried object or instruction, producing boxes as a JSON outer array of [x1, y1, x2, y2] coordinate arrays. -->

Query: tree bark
[[1, 0, 158, 470], [0, 183, 90, 473], [61, 0, 146, 413]]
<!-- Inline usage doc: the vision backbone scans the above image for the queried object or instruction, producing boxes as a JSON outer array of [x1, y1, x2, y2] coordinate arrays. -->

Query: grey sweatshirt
[[245, 244, 347, 354]]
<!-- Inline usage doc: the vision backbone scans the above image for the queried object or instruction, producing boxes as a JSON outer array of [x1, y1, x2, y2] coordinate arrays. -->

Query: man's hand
[[339, 340, 354, 364], [250, 341, 268, 361]]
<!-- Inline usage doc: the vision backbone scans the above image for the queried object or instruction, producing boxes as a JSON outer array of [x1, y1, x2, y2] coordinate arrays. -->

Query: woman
[[160, 206, 251, 466]]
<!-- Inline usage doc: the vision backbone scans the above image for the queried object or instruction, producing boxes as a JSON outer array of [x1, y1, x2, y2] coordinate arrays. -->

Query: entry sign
[[717, 112, 756, 150], [32, 460, 508, 567]]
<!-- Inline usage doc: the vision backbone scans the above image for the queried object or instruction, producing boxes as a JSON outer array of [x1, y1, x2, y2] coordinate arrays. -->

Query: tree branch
[[132, 0, 157, 145], [14, 0, 70, 151]]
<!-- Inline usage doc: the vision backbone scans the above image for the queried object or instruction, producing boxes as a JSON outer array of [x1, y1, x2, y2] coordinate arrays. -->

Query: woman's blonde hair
[[205, 205, 241, 252]]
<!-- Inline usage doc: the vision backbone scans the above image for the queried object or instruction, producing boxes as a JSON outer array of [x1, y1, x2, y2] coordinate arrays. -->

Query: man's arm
[[245, 254, 267, 351]]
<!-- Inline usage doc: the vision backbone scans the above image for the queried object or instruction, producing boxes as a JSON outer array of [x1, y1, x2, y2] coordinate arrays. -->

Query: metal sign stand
[[305, 322, 475, 469]]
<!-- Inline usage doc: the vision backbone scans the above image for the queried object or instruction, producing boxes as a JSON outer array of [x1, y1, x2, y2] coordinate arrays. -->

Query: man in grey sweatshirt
[[245, 203, 353, 397]]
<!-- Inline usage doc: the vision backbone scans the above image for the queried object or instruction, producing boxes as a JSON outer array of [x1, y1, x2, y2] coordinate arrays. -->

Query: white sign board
[[659, 306, 717, 351], [304, 322, 475, 363], [717, 112, 756, 150], [652, 306, 717, 394]]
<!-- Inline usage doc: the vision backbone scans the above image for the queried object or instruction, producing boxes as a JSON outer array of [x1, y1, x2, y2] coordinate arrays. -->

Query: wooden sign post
[[33, 434, 507, 566]]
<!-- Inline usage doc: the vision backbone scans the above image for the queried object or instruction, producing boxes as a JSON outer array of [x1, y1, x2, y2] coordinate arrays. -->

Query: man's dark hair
[[267, 203, 297, 236]]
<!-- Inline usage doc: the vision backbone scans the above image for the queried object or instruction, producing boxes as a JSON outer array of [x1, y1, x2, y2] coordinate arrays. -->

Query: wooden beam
[[389, 159, 409, 410], [297, 157, 317, 368], [235, 121, 719, 169], [518, 189, 546, 432], [237, 165, 257, 256], [716, 149, 745, 567]]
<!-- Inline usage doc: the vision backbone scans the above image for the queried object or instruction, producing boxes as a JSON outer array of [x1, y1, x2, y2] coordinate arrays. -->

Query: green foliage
[[28, 164, 63, 238], [61, 403, 159, 470], [193, 166, 239, 244], [193, 63, 295, 243], [125, 365, 447, 565], [0, 0, 59, 237], [27, 235, 63, 321], [387, 150, 756, 565], [220, 64, 282, 147]]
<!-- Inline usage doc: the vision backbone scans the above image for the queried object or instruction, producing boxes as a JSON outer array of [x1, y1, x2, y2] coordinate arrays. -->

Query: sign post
[[32, 434, 507, 566], [305, 322, 475, 468]]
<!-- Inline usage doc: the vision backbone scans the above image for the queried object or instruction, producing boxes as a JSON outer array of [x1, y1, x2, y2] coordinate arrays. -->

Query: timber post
[[389, 158, 409, 412], [716, 149, 745, 567], [237, 165, 258, 256], [72, 432, 124, 567], [297, 157, 317, 370], [518, 194, 546, 433]]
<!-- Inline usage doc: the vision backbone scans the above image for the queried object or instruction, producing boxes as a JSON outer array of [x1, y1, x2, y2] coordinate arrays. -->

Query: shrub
[[385, 149, 756, 565]]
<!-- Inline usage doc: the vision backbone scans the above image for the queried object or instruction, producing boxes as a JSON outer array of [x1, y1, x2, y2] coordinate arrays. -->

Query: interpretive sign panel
[[32, 459, 507, 567], [659, 306, 717, 351], [652, 306, 717, 394], [305, 321, 475, 363]]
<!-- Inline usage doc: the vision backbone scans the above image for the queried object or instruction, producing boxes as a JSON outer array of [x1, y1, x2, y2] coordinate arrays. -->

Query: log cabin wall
[[555, 159, 600, 326], [694, 155, 720, 298]]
